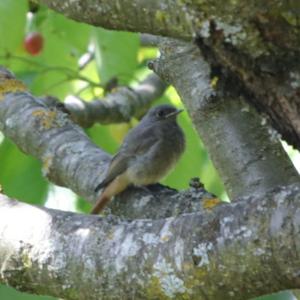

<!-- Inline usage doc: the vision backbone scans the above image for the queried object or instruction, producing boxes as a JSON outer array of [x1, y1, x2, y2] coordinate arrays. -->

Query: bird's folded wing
[[95, 125, 160, 192], [94, 153, 129, 192]]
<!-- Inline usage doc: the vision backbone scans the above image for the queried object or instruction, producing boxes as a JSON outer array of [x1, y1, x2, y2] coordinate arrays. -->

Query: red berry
[[23, 32, 44, 56]]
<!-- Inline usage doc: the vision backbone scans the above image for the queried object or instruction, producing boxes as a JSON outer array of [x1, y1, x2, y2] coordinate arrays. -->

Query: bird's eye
[[157, 110, 164, 118]]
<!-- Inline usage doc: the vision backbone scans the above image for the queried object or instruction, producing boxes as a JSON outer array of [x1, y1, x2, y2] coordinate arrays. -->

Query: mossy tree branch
[[0, 67, 212, 219], [40, 0, 299, 53], [1, 185, 300, 300], [40, 0, 300, 149], [150, 39, 299, 199]]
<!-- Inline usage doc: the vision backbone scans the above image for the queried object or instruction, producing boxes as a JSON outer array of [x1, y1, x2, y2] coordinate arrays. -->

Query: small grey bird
[[91, 104, 185, 214]]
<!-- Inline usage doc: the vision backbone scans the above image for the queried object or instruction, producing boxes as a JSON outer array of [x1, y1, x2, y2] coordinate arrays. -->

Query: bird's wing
[[122, 123, 161, 155], [95, 124, 160, 192], [94, 152, 129, 192]]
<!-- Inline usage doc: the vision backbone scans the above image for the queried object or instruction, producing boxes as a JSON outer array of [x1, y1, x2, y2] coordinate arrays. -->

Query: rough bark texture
[[0, 85, 108, 203], [40, 0, 300, 150], [196, 23, 300, 151], [1, 1, 300, 299], [39, 0, 299, 50], [1, 184, 300, 300], [150, 39, 299, 200], [0, 69, 215, 219], [0, 67, 299, 300]]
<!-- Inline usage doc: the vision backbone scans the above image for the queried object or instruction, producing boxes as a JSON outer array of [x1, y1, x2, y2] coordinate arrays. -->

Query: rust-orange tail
[[90, 194, 111, 214], [91, 174, 129, 214]]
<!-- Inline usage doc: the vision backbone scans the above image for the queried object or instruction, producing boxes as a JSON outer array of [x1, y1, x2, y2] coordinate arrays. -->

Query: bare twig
[[63, 73, 167, 127]]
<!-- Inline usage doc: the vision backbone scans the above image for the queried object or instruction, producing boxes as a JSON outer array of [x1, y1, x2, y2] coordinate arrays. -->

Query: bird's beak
[[166, 108, 184, 118]]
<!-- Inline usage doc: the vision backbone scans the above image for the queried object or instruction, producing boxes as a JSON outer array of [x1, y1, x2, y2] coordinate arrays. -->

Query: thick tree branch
[[40, 0, 300, 149], [62, 73, 167, 127], [0, 68, 108, 203], [40, 1, 299, 53], [150, 39, 299, 199], [1, 185, 300, 300], [0, 67, 214, 219], [196, 26, 300, 150], [40, 0, 194, 40]]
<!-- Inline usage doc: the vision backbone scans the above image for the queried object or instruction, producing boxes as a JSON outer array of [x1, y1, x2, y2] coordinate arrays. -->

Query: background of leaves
[[0, 1, 297, 299]]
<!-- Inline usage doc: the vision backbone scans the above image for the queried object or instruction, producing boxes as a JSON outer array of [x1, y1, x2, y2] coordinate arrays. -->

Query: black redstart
[[91, 104, 185, 214]]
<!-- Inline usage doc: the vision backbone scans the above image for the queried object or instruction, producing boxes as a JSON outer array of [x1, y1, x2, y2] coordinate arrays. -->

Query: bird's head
[[144, 104, 183, 122]]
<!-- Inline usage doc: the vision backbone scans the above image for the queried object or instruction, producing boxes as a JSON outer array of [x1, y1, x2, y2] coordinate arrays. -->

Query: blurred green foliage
[[0, 285, 55, 300], [0, 1, 294, 300]]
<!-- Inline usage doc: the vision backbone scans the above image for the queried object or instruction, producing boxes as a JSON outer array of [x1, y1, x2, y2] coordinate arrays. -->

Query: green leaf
[[76, 196, 92, 213], [86, 124, 121, 154], [46, 11, 90, 52], [0, 0, 27, 54], [28, 10, 89, 97], [0, 4, 91, 98], [0, 8, 91, 98], [93, 28, 139, 84], [0, 138, 48, 205]]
